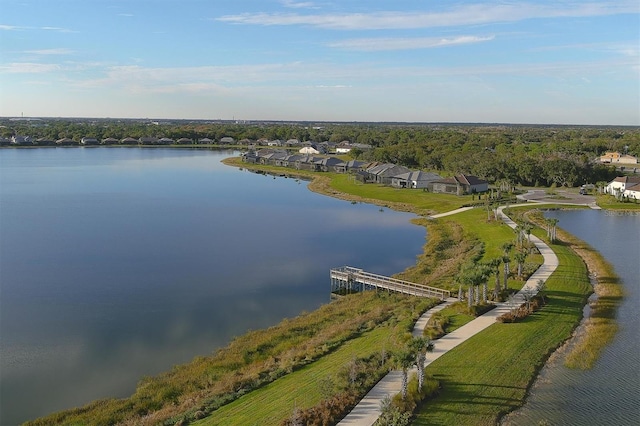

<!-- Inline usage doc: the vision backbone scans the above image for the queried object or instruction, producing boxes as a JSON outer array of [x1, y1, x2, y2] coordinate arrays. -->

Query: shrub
[[497, 295, 546, 323]]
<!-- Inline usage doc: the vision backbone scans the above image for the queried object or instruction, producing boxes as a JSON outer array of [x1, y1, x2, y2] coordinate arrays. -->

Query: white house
[[624, 183, 640, 200], [606, 176, 640, 195]]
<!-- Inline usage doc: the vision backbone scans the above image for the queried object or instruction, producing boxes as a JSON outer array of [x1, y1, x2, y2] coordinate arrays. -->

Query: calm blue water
[[505, 209, 640, 425], [0, 148, 425, 425]]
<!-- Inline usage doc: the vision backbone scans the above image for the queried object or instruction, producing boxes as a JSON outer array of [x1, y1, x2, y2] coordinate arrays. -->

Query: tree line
[[2, 118, 638, 187]]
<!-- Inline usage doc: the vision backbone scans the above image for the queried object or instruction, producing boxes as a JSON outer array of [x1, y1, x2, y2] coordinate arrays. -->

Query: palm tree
[[394, 349, 416, 400], [514, 250, 528, 280], [488, 258, 502, 299], [501, 241, 514, 289], [409, 337, 434, 389], [548, 218, 559, 242]]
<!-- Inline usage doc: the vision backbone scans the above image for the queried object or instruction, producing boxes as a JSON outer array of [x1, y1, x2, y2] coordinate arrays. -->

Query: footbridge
[[330, 266, 450, 300]]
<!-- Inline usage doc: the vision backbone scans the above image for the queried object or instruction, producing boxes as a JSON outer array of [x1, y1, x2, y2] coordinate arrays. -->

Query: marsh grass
[[526, 211, 623, 370]]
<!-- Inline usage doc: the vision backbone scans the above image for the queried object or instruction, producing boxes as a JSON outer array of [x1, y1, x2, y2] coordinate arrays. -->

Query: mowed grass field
[[326, 173, 471, 215]]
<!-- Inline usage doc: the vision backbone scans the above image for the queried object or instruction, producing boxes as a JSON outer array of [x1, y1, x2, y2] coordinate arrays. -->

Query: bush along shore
[[27, 159, 621, 426]]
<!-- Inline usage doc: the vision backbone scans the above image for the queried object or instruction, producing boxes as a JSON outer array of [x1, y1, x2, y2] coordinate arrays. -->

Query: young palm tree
[[409, 337, 434, 389], [514, 250, 528, 280], [394, 349, 416, 400]]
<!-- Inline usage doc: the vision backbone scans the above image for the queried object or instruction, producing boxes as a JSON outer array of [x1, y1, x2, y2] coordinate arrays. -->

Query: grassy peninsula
[[28, 157, 621, 426]]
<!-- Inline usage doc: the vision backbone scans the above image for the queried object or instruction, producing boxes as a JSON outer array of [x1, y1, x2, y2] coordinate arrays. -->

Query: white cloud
[[0, 24, 24, 31], [40, 26, 76, 33], [24, 48, 75, 55], [329, 35, 495, 51], [218, 2, 640, 30], [0, 62, 62, 73], [281, 0, 317, 9]]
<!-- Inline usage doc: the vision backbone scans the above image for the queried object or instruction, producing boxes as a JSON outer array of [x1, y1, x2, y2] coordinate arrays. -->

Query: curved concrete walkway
[[338, 205, 559, 425]]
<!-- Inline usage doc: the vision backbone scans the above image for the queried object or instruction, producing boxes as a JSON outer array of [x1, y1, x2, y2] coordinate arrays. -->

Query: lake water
[[505, 209, 640, 425], [0, 148, 425, 425]]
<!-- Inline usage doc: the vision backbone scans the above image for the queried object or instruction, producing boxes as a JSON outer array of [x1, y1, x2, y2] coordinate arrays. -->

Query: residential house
[[299, 145, 321, 155], [219, 137, 235, 144], [365, 163, 411, 185], [314, 157, 343, 172], [391, 171, 442, 189], [606, 175, 640, 195], [624, 183, 640, 200], [158, 137, 174, 145], [198, 138, 214, 145], [101, 138, 119, 145], [37, 137, 55, 146], [121, 137, 138, 145], [336, 141, 352, 154], [81, 137, 99, 145], [295, 155, 322, 171], [336, 142, 372, 154], [176, 137, 193, 144], [432, 174, 489, 195], [241, 151, 259, 163], [281, 154, 303, 168], [0, 137, 10, 146], [139, 137, 158, 145], [11, 135, 32, 145], [335, 160, 368, 173], [599, 151, 638, 165]]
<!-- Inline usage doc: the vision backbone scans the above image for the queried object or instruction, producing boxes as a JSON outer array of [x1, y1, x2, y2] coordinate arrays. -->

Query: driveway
[[517, 189, 597, 206]]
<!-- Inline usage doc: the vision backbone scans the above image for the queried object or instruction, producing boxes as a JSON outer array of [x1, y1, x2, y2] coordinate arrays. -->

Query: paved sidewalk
[[429, 206, 474, 219], [338, 206, 559, 425]]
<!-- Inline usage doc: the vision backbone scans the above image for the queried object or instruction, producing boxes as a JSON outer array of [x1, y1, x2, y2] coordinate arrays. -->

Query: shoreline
[[26, 155, 621, 425], [225, 157, 621, 422]]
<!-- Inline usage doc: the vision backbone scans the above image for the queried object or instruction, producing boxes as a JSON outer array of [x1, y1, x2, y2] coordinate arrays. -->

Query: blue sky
[[1, 0, 638, 124]]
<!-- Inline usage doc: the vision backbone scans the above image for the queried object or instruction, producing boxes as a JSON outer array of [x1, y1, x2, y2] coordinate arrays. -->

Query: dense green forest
[[2, 118, 638, 187]]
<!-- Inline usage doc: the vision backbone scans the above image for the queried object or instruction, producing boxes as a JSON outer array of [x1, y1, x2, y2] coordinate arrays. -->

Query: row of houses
[[0, 136, 213, 146], [0, 135, 371, 153], [605, 175, 640, 200], [242, 149, 489, 194]]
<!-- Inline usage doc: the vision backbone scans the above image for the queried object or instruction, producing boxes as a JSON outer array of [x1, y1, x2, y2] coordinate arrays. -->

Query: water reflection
[[504, 209, 640, 425], [0, 148, 425, 424]]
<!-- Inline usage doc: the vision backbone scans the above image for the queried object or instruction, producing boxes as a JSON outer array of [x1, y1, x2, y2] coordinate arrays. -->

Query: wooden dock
[[330, 266, 450, 300]]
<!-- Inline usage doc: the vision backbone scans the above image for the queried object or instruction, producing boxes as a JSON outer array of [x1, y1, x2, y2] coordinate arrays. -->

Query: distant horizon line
[[1, 115, 638, 128]]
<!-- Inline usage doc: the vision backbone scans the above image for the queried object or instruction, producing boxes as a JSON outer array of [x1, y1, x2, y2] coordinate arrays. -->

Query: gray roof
[[315, 157, 343, 167], [393, 171, 442, 181]]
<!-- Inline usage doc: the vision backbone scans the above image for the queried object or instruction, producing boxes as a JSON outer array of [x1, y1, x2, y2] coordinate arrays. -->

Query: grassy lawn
[[326, 173, 471, 215], [195, 326, 392, 426], [412, 239, 592, 425], [224, 157, 473, 215], [440, 208, 517, 260], [595, 194, 640, 210]]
